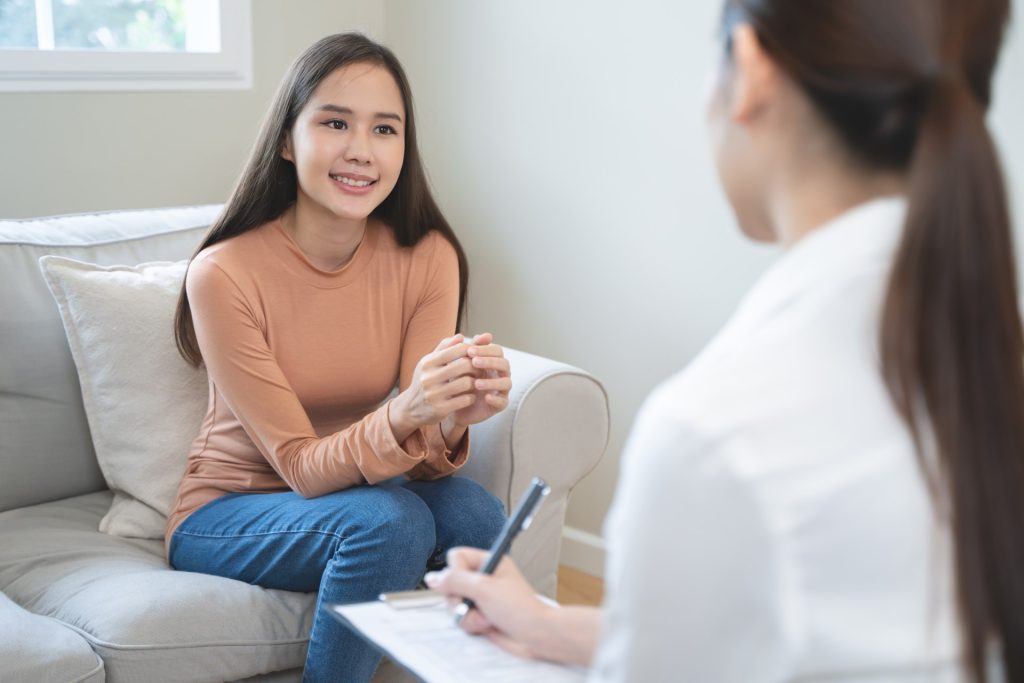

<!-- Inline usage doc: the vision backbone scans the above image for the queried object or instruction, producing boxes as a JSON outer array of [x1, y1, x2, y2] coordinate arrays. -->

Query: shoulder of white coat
[[622, 372, 725, 474]]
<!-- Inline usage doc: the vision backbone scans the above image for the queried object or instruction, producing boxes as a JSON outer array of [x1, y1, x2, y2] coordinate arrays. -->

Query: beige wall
[[385, 0, 1024, 572], [0, 1, 385, 218]]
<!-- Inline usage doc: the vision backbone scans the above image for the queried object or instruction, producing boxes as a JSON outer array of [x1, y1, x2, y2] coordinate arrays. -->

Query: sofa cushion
[[0, 205, 221, 514], [0, 591, 105, 683], [39, 257, 208, 539], [0, 492, 314, 683]]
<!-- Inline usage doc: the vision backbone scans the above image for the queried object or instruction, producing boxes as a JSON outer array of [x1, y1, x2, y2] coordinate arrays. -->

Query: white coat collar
[[726, 196, 908, 335]]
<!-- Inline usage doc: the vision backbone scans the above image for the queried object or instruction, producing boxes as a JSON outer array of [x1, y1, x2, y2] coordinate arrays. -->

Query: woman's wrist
[[387, 392, 419, 443], [525, 604, 600, 667], [440, 414, 468, 450], [524, 601, 565, 661]]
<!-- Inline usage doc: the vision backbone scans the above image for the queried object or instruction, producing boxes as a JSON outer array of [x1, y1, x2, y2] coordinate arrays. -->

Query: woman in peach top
[[167, 33, 510, 683]]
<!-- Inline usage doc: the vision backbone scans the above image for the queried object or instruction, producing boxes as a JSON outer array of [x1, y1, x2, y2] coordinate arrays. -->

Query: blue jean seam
[[173, 528, 347, 544]]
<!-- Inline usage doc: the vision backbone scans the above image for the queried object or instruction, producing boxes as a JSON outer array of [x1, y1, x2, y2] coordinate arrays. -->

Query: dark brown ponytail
[[883, 56, 1024, 683], [725, 1, 1023, 680]]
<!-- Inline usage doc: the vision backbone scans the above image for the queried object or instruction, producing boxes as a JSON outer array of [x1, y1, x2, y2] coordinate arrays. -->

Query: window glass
[[0, 0, 219, 52], [0, 0, 246, 91], [0, 0, 39, 49]]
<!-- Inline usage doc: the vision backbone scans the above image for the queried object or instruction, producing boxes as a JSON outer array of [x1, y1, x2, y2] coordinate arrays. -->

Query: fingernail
[[424, 571, 440, 586], [475, 380, 485, 389]]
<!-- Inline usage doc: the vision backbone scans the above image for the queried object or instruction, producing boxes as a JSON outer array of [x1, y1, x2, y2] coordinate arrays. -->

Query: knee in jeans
[[362, 490, 436, 561], [449, 478, 507, 547], [475, 490, 507, 545]]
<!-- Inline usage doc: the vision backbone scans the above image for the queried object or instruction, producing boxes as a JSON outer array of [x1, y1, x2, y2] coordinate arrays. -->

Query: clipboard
[[327, 592, 586, 683]]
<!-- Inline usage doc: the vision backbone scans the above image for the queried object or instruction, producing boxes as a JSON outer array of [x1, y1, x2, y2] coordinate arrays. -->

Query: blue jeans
[[169, 476, 506, 683]]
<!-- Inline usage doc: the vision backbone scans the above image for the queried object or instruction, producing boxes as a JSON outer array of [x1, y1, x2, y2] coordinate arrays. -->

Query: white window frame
[[0, 0, 252, 92]]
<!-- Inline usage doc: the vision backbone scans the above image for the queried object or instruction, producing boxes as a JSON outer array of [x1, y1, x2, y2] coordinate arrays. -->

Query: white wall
[[385, 1, 1024, 574], [991, 22, 1024, 228], [0, 1, 385, 218]]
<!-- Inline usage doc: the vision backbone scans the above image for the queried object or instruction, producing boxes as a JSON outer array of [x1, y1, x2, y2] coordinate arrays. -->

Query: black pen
[[453, 477, 550, 625]]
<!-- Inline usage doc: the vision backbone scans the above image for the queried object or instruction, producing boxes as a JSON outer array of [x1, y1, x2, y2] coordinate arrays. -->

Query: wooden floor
[[556, 565, 604, 607]]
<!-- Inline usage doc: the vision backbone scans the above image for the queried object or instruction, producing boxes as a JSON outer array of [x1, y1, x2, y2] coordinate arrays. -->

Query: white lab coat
[[590, 198, 964, 682]]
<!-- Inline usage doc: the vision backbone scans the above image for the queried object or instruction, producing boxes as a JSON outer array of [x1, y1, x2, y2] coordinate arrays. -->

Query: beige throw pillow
[[39, 256, 207, 539]]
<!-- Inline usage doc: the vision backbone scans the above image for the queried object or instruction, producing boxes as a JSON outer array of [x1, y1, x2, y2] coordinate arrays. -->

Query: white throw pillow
[[39, 256, 207, 539]]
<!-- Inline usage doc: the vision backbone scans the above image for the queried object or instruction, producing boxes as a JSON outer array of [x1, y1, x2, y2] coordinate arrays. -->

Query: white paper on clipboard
[[328, 599, 587, 683]]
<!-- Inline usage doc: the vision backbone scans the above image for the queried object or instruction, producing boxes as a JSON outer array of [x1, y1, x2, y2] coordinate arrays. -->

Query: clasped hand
[[389, 332, 512, 442]]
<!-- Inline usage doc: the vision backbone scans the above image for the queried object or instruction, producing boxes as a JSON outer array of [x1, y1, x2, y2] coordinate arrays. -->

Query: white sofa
[[0, 206, 609, 683]]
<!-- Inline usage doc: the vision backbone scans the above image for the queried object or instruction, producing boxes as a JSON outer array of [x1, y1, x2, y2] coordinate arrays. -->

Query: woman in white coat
[[426, 0, 1024, 681]]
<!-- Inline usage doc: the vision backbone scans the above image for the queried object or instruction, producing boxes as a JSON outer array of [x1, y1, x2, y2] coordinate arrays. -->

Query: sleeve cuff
[[358, 401, 430, 485], [406, 424, 470, 480]]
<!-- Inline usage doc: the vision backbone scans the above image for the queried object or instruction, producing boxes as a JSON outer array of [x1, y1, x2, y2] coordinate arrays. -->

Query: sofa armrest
[[460, 345, 609, 598]]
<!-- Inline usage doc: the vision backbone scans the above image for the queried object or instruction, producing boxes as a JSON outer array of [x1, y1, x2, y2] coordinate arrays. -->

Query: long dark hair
[[723, 1, 1023, 680], [174, 32, 468, 367]]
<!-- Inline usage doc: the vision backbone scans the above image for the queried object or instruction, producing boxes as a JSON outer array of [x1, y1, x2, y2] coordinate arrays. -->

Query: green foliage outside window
[[0, 0, 187, 51]]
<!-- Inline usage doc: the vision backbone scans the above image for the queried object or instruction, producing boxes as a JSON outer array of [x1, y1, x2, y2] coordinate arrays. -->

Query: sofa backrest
[[0, 206, 222, 512]]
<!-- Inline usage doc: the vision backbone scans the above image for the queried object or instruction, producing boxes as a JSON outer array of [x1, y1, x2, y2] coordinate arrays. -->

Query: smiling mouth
[[330, 174, 377, 188]]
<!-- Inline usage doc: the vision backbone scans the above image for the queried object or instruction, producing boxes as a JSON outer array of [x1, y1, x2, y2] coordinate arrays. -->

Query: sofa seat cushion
[[0, 591, 105, 683], [0, 492, 315, 683]]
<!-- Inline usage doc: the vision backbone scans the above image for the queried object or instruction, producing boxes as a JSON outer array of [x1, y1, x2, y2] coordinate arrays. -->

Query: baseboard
[[560, 526, 607, 578]]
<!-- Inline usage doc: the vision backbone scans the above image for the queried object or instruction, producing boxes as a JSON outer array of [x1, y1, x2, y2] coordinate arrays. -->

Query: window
[[0, 0, 251, 91]]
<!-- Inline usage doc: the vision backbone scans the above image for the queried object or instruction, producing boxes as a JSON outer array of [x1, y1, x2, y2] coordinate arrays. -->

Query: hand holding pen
[[425, 478, 550, 633]]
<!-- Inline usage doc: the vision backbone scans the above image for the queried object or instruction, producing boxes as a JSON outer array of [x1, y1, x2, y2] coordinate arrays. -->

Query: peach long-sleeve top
[[165, 218, 468, 553]]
